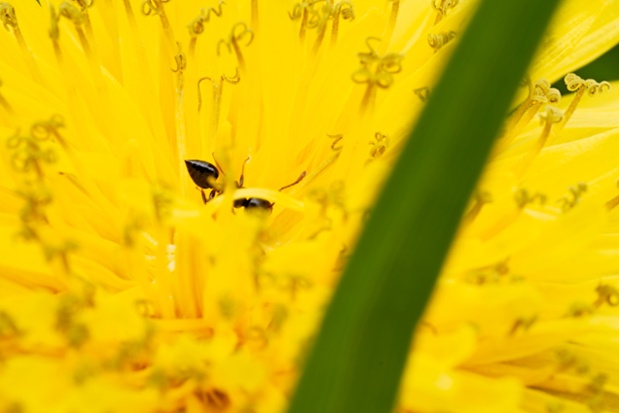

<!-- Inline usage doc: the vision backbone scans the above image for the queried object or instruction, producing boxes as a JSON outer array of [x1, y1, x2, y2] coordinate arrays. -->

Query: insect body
[[184, 157, 306, 212], [233, 197, 274, 212], [184, 159, 222, 203]]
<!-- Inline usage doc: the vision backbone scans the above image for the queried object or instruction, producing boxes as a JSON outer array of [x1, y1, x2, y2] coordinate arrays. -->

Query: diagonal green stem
[[288, 0, 563, 412]]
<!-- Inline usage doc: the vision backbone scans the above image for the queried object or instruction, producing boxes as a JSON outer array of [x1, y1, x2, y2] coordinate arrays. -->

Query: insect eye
[[185, 159, 219, 189]]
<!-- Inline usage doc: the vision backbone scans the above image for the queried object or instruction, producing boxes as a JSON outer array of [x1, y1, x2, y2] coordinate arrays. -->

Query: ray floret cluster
[[1, 0, 619, 412]]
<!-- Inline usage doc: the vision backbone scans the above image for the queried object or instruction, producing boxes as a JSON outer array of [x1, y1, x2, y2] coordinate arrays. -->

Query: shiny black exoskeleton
[[185, 157, 305, 213], [233, 197, 274, 212], [185, 159, 219, 187], [185, 159, 221, 203]]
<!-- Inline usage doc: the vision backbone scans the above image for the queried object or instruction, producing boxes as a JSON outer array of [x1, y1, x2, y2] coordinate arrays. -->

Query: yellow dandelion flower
[[1, 0, 619, 412]]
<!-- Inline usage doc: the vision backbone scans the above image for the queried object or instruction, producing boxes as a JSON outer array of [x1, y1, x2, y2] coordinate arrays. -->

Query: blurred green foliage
[[288, 1, 562, 413]]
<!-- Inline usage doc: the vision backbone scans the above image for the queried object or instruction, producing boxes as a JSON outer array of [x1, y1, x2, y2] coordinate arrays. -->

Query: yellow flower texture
[[1, 0, 619, 411]]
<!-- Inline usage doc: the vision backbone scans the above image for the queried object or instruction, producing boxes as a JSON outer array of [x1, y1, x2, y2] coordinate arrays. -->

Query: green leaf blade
[[288, 1, 563, 412]]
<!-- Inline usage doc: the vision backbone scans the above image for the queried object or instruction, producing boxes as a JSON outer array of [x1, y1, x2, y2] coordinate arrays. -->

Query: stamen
[[557, 182, 587, 212], [558, 73, 611, 131], [290, 1, 354, 47], [432, 0, 459, 25], [59, 3, 90, 53], [514, 106, 563, 175], [499, 79, 560, 151], [122, 0, 138, 28], [352, 37, 403, 112], [56, 295, 96, 347], [279, 171, 307, 191], [383, 0, 399, 46], [58, 2, 107, 91], [173, 42, 188, 195], [237, 156, 251, 188], [217, 22, 254, 72], [328, 133, 343, 151], [594, 284, 619, 307], [604, 179, 619, 211], [508, 77, 536, 126], [211, 152, 227, 178], [1, 4, 17, 33], [513, 188, 546, 209], [70, 0, 94, 42], [49, 4, 62, 61], [304, 1, 336, 53], [31, 114, 68, 148], [427, 31, 456, 52], [141, 0, 175, 49], [288, 2, 309, 41], [586, 373, 608, 412], [197, 77, 215, 113], [369, 132, 389, 158], [606, 196, 619, 211], [330, 1, 354, 47], [71, 0, 94, 8], [339, 3, 354, 20], [555, 348, 584, 371], [509, 315, 536, 336], [565, 302, 595, 318], [15, 185, 53, 239], [414, 87, 431, 102], [462, 190, 492, 224], [7, 121, 77, 277], [187, 2, 225, 56], [171, 42, 186, 73], [198, 68, 241, 112], [284, 275, 311, 301], [0, 3, 41, 82], [308, 1, 355, 52], [197, 70, 240, 141], [7, 131, 57, 180], [141, 0, 168, 16], [311, 16, 328, 54], [330, 3, 343, 46], [43, 240, 78, 275], [16, 187, 54, 264]]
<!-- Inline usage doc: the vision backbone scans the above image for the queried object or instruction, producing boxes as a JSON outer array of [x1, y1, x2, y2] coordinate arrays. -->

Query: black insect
[[233, 197, 274, 211], [184, 159, 222, 203], [185, 156, 306, 213]]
